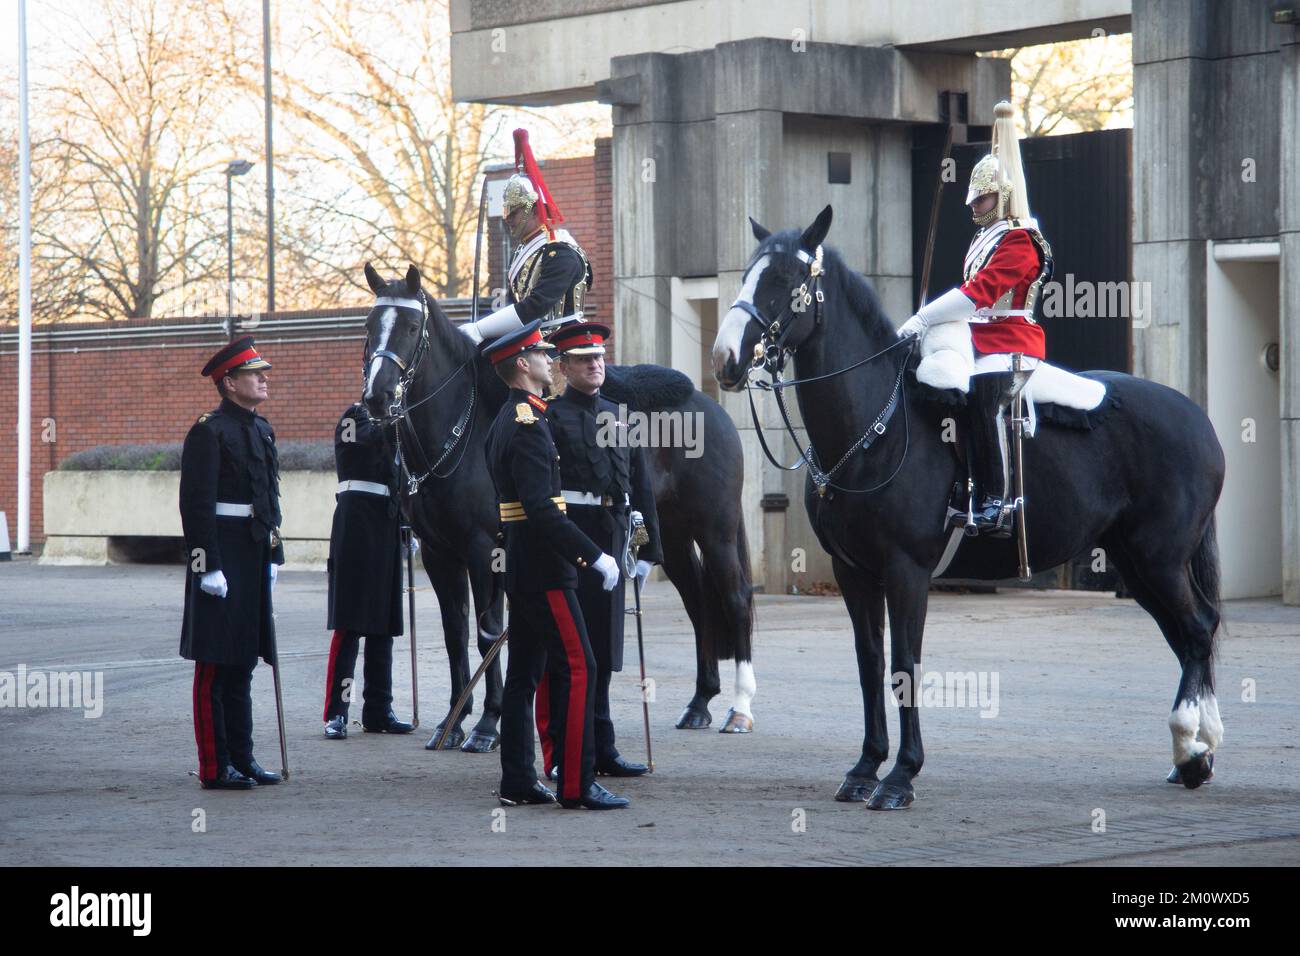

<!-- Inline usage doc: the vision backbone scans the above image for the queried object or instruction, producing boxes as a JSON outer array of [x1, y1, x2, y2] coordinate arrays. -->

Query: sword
[[626, 511, 653, 772], [430, 621, 507, 751], [268, 575, 290, 779], [1011, 353, 1032, 581], [470, 178, 488, 324], [404, 525, 420, 728]]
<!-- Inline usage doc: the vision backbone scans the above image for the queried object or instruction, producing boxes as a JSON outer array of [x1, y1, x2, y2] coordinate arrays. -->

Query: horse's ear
[[749, 216, 771, 242], [800, 205, 833, 251], [405, 264, 421, 295], [364, 262, 385, 295]]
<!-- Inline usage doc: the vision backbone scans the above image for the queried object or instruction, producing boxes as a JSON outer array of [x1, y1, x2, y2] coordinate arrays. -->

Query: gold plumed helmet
[[966, 101, 1030, 227], [502, 173, 539, 218]]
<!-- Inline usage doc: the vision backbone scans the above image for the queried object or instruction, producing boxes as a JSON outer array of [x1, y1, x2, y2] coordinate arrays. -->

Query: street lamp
[[225, 159, 254, 338]]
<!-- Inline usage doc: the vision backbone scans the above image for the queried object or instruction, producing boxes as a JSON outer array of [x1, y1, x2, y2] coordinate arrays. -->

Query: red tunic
[[959, 229, 1047, 359]]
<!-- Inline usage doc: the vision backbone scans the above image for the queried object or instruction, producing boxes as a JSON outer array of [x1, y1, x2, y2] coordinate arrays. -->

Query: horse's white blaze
[[732, 659, 757, 717], [1197, 692, 1224, 750], [713, 255, 770, 371], [1169, 698, 1209, 765], [363, 307, 397, 400]]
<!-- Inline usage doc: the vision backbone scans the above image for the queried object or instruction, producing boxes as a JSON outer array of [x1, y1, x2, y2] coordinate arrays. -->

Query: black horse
[[360, 264, 756, 752], [711, 206, 1225, 810]]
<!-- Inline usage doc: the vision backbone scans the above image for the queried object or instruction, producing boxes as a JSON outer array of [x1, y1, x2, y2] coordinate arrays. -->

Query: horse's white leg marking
[[364, 307, 397, 400], [732, 660, 757, 718], [1169, 697, 1209, 765], [712, 255, 770, 369], [1197, 692, 1224, 751]]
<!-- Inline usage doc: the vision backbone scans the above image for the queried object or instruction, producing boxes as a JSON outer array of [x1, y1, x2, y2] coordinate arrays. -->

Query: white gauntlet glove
[[200, 570, 228, 598], [634, 560, 653, 589], [897, 314, 927, 339], [593, 553, 621, 592]]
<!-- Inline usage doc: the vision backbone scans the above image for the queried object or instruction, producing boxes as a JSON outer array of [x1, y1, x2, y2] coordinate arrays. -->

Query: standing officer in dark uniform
[[180, 336, 284, 790], [322, 402, 415, 739], [482, 319, 628, 810], [539, 322, 662, 779]]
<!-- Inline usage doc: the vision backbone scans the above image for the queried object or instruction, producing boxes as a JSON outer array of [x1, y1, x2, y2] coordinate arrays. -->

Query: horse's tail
[[1188, 514, 1223, 656], [731, 515, 756, 660], [697, 513, 756, 663]]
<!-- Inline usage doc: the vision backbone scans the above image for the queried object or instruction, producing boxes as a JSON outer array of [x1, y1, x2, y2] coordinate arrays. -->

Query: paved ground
[[1, 559, 1298, 866]]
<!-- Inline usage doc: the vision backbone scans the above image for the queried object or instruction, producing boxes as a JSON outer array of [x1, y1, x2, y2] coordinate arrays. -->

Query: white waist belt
[[215, 502, 253, 517], [337, 480, 390, 497], [970, 308, 1034, 324], [561, 490, 629, 507]]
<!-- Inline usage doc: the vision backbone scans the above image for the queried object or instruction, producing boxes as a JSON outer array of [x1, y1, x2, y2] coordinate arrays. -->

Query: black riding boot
[[967, 371, 1014, 536]]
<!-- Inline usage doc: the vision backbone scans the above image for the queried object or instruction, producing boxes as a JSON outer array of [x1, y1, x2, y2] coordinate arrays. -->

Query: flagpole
[[17, 0, 33, 554]]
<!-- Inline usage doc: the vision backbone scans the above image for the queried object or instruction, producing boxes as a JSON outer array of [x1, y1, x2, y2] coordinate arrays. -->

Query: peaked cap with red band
[[201, 335, 271, 383], [513, 128, 564, 227], [550, 321, 610, 356], [481, 318, 556, 365]]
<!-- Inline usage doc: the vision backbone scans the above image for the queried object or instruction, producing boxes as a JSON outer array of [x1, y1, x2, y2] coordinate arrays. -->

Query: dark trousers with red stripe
[[538, 656, 617, 772], [192, 662, 255, 781], [323, 630, 394, 724], [500, 588, 595, 802]]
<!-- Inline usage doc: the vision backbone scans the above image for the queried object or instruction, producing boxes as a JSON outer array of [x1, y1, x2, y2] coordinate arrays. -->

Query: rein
[[740, 245, 918, 495]]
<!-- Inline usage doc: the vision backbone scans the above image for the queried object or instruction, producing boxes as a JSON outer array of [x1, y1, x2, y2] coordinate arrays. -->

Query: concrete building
[[450, 0, 1300, 603]]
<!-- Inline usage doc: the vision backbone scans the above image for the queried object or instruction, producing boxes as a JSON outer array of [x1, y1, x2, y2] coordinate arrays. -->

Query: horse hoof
[[424, 726, 465, 751], [834, 774, 879, 803], [865, 782, 915, 810], [675, 704, 712, 730], [460, 730, 500, 754], [1173, 751, 1214, 789], [718, 708, 753, 734]]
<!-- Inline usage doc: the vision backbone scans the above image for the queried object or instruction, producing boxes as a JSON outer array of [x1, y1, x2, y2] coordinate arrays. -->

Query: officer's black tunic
[[179, 397, 284, 667]]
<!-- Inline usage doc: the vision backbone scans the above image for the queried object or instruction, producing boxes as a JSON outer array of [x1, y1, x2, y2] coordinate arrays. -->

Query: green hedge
[[59, 440, 334, 472]]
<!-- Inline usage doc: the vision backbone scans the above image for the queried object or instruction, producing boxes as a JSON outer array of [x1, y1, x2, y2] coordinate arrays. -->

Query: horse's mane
[[422, 291, 478, 365], [758, 230, 894, 338]]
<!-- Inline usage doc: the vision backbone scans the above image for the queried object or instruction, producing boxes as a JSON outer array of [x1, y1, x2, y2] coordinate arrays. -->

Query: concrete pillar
[[1280, 29, 1300, 603]]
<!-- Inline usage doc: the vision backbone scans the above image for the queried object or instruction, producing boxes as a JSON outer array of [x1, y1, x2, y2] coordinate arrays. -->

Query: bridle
[[737, 242, 918, 496], [365, 289, 478, 496]]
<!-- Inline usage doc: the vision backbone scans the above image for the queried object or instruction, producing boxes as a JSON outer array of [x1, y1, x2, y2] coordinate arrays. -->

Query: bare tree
[[987, 34, 1132, 137], [33, 0, 249, 322]]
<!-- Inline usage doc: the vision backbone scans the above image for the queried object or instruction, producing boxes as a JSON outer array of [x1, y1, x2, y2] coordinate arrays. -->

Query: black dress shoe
[[546, 765, 558, 781], [200, 765, 257, 790], [497, 782, 557, 806], [324, 715, 348, 739], [558, 782, 630, 810], [234, 760, 281, 785], [362, 710, 415, 734], [596, 754, 649, 777]]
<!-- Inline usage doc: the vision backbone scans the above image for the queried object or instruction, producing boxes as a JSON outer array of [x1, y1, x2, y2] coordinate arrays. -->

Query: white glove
[[635, 559, 653, 589], [409, 535, 421, 555], [897, 314, 926, 339], [200, 570, 228, 598], [593, 552, 620, 592], [459, 304, 522, 346]]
